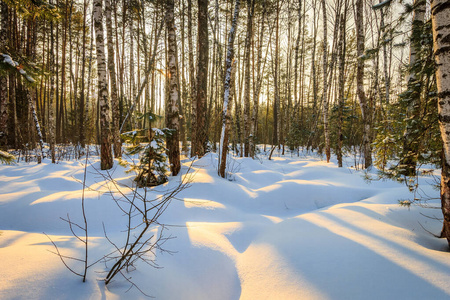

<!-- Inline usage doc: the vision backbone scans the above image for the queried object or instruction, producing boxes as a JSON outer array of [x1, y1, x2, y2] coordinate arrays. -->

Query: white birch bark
[[166, 0, 181, 176], [432, 0, 450, 247], [322, 0, 330, 163], [219, 0, 241, 178], [355, 0, 372, 168], [105, 0, 121, 158], [93, 0, 113, 170]]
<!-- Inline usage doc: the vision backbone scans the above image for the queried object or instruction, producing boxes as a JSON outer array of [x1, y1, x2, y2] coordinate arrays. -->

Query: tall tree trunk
[[188, 0, 197, 157], [273, 0, 280, 149], [219, 0, 241, 178], [195, 0, 209, 157], [0, 2, 8, 149], [243, 0, 255, 157], [431, 0, 450, 248], [165, 0, 181, 176], [337, 7, 347, 168], [250, 0, 266, 158], [355, 0, 372, 168], [322, 0, 330, 163], [79, 0, 87, 147], [49, 4, 56, 163], [93, 0, 113, 170], [105, 0, 121, 158]]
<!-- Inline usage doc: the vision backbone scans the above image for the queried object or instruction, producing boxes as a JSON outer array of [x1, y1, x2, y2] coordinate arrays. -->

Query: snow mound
[[0, 153, 449, 299]]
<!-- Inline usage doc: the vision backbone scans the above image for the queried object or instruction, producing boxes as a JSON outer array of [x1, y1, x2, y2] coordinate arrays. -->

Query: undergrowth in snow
[[0, 149, 449, 299]]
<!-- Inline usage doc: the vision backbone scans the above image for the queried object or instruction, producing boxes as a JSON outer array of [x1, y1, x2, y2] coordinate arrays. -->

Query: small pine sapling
[[120, 112, 170, 187]]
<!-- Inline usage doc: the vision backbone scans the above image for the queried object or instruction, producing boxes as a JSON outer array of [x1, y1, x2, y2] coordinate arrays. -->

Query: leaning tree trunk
[[219, 0, 241, 178], [355, 0, 372, 169], [165, 0, 181, 176], [105, 0, 121, 158], [93, 0, 113, 170], [431, 0, 450, 248]]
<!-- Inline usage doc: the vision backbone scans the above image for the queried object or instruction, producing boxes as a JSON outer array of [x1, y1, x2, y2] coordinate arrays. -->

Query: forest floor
[[0, 148, 449, 299]]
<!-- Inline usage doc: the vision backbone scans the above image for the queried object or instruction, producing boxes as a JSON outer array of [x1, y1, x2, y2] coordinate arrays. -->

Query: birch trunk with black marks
[[249, 0, 266, 158], [93, 0, 113, 170], [431, 0, 450, 248], [105, 0, 121, 158], [219, 0, 241, 178], [188, 0, 197, 157], [243, 0, 254, 157], [165, 0, 181, 176], [337, 12, 347, 167], [356, 0, 372, 168], [322, 0, 330, 163]]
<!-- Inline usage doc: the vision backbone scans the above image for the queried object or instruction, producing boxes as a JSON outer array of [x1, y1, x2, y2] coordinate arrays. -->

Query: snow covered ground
[[1, 150, 449, 299]]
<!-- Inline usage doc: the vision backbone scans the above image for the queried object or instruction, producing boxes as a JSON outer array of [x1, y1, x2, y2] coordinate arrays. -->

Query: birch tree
[[249, 0, 267, 158], [322, 0, 330, 163], [165, 0, 181, 176], [243, 0, 255, 157], [431, 0, 450, 248], [105, 0, 121, 158], [355, 0, 372, 168], [219, 0, 241, 178], [93, 0, 113, 170]]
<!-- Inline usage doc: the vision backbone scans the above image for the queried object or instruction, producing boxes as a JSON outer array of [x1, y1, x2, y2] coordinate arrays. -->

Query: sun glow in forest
[[1, 0, 450, 299]]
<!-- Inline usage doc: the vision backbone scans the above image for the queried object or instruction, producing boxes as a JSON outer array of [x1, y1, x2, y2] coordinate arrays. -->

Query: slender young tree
[[243, 0, 255, 157], [188, 0, 197, 157], [165, 0, 181, 176], [49, 0, 56, 163], [249, 0, 267, 158], [105, 0, 121, 158], [431, 0, 450, 248], [219, 0, 241, 178], [322, 0, 330, 163], [337, 7, 347, 168], [93, 0, 113, 170], [355, 0, 372, 168]]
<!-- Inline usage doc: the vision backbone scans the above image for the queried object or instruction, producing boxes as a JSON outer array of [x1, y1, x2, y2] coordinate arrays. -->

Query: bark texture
[[322, 0, 330, 163], [355, 0, 372, 168], [219, 0, 241, 178], [93, 0, 113, 170], [165, 0, 181, 176], [0, 2, 8, 149], [195, 0, 209, 158], [432, 0, 450, 248], [105, 0, 121, 158]]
